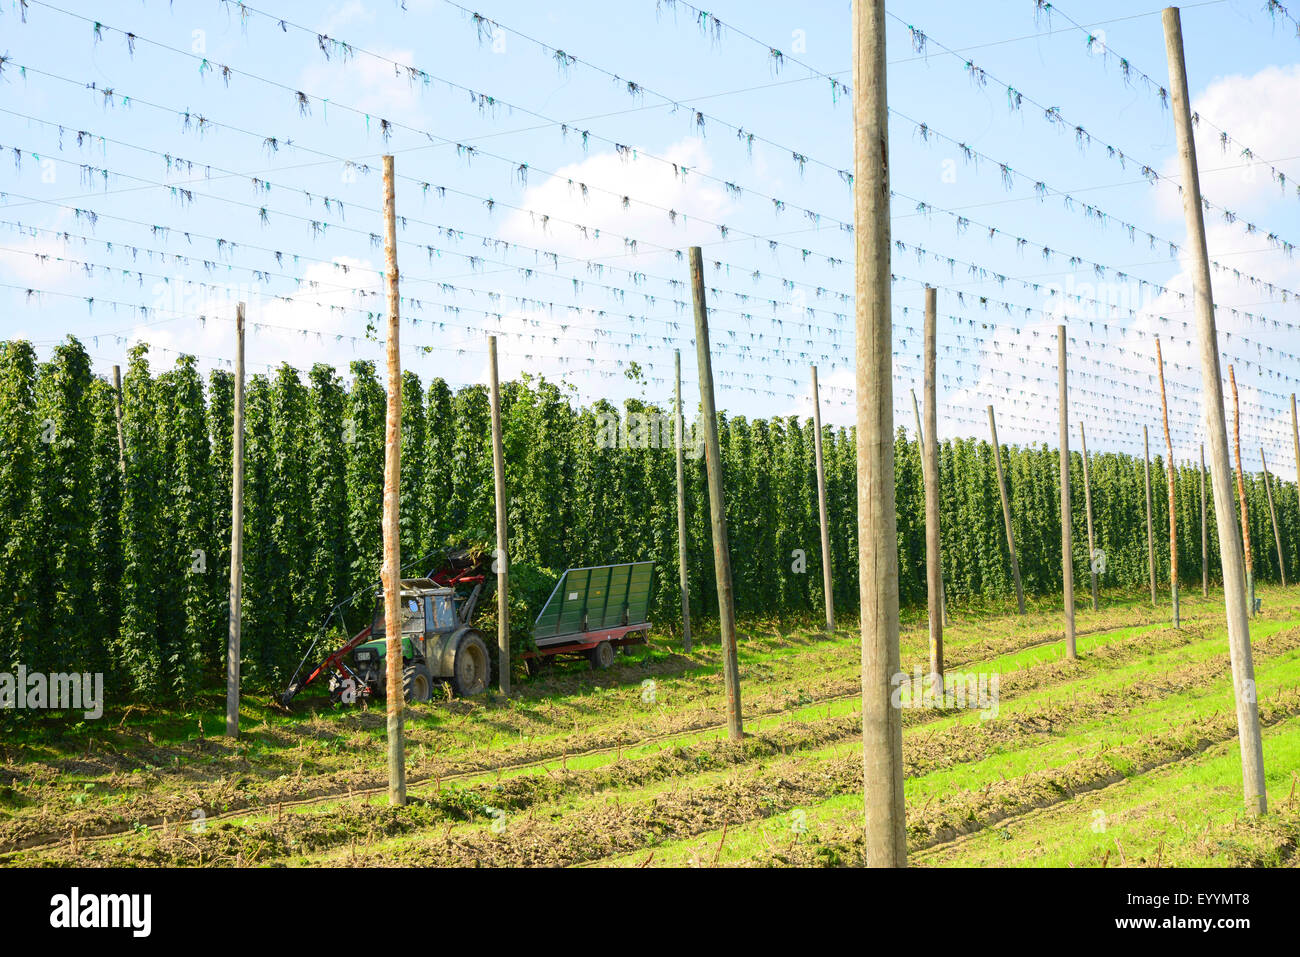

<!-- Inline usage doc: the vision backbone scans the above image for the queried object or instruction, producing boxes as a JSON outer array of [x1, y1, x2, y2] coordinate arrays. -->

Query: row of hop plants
[[1, 336, 1297, 703]]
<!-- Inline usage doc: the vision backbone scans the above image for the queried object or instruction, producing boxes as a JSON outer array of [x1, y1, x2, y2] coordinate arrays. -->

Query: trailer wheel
[[403, 663, 433, 704], [588, 641, 616, 670], [452, 632, 492, 696]]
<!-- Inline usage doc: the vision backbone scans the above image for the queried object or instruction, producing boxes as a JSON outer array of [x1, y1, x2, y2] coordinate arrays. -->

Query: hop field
[[3, 586, 1298, 868]]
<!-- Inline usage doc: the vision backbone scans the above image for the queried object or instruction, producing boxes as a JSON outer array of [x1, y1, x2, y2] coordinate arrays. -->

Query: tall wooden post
[[689, 246, 742, 743], [225, 303, 245, 739], [989, 405, 1025, 615], [853, 0, 906, 868], [1164, 5, 1266, 816], [674, 350, 692, 652], [1292, 394, 1299, 528], [1261, 449, 1286, 587], [1201, 444, 1209, 597], [1156, 338, 1180, 628], [1144, 426, 1157, 605], [111, 364, 125, 473], [811, 364, 835, 632], [381, 154, 406, 806], [489, 336, 510, 694], [922, 288, 943, 680], [1058, 326, 1076, 659], [911, 389, 948, 626], [1229, 366, 1255, 615], [1080, 422, 1098, 612]]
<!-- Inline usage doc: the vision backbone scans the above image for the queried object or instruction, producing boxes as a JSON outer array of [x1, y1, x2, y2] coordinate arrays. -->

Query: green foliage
[[31, 339, 95, 675], [421, 377, 455, 553], [87, 375, 122, 682], [268, 365, 312, 673], [399, 371, 426, 564], [117, 345, 163, 695], [477, 561, 561, 658], [156, 355, 212, 696], [345, 361, 385, 601], [4, 340, 1298, 703], [306, 364, 349, 633], [0, 341, 40, 675]]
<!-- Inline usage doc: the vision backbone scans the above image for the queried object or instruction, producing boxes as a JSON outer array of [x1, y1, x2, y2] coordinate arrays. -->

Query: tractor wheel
[[451, 632, 492, 696], [588, 640, 616, 670], [403, 663, 433, 704]]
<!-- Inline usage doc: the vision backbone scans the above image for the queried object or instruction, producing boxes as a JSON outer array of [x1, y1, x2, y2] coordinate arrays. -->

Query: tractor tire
[[451, 631, 492, 696], [588, 640, 616, 670], [403, 663, 433, 704]]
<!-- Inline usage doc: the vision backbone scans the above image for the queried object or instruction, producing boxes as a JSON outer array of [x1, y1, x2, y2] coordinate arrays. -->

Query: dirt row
[[758, 690, 1300, 867], [314, 685, 1300, 868]]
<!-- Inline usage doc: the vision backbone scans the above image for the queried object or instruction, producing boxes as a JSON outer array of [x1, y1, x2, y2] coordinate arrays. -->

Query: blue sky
[[2, 0, 1299, 475]]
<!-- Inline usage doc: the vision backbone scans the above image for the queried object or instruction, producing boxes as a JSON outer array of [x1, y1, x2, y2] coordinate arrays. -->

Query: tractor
[[280, 549, 493, 707], [347, 578, 492, 702]]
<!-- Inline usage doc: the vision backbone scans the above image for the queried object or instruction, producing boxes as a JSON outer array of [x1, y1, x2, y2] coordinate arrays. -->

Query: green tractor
[[280, 552, 494, 708], [350, 578, 493, 702]]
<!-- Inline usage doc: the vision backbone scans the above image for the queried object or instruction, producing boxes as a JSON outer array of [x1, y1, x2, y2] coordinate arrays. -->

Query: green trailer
[[524, 561, 654, 672]]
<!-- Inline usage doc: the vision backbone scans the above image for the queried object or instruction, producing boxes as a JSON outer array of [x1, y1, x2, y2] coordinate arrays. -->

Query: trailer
[[522, 561, 654, 673]]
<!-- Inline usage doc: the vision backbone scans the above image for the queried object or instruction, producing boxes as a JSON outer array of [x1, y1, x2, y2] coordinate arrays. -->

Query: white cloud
[[296, 47, 425, 132], [496, 137, 736, 263], [0, 231, 72, 287], [126, 256, 387, 379], [1159, 65, 1300, 216]]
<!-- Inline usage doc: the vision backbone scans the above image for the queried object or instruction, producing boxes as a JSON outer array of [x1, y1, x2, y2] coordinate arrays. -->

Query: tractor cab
[[367, 579, 459, 640]]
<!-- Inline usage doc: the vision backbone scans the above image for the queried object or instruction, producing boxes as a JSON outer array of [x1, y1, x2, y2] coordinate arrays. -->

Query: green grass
[[3, 583, 1299, 867]]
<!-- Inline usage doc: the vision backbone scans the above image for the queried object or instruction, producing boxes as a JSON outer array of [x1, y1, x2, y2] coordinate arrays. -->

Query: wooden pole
[[1229, 366, 1255, 615], [1164, 5, 1266, 816], [689, 246, 742, 743], [1293, 394, 1299, 533], [989, 405, 1025, 615], [1144, 426, 1156, 606], [853, 0, 906, 868], [381, 154, 405, 806], [911, 389, 948, 626], [225, 303, 245, 740], [1201, 444, 1209, 597], [811, 364, 835, 632], [489, 336, 509, 694], [922, 288, 943, 681], [1156, 338, 1179, 628], [674, 350, 692, 652], [1058, 326, 1076, 659], [111, 364, 125, 474], [1261, 449, 1286, 588], [1079, 422, 1098, 612]]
